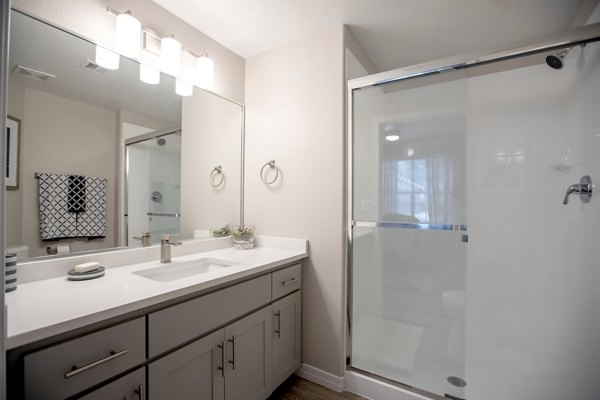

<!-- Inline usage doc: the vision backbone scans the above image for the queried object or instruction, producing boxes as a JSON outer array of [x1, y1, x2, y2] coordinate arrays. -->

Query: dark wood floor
[[268, 375, 366, 400]]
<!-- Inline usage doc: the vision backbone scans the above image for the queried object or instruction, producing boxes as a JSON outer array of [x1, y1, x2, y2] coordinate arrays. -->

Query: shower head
[[157, 137, 166, 146], [546, 48, 571, 69]]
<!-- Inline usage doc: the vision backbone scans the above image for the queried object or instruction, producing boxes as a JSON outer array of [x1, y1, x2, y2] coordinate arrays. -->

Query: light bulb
[[140, 64, 160, 84], [160, 37, 181, 75], [195, 55, 214, 89], [385, 134, 400, 142], [95, 45, 119, 70], [116, 13, 141, 58], [175, 79, 193, 96]]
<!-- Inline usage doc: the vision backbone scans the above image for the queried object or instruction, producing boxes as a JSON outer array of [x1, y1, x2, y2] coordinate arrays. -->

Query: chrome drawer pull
[[228, 337, 236, 370], [217, 342, 225, 377], [64, 349, 128, 379], [274, 311, 281, 338], [282, 277, 299, 286], [135, 384, 144, 400]]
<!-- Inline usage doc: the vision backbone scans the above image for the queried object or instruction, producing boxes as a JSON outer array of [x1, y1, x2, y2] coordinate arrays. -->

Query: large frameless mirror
[[5, 10, 243, 260]]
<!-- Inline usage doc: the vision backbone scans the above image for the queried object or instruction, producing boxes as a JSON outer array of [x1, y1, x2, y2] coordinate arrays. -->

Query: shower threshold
[[344, 367, 462, 400]]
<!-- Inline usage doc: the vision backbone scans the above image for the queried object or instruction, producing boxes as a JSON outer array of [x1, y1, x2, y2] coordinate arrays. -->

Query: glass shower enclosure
[[348, 26, 600, 400], [125, 130, 182, 246]]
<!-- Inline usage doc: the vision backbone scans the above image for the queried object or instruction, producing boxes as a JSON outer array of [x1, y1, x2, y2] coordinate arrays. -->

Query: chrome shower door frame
[[345, 19, 600, 397]]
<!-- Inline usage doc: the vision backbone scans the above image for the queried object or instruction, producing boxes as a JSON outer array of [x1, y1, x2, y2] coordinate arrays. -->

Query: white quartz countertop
[[5, 239, 307, 350]]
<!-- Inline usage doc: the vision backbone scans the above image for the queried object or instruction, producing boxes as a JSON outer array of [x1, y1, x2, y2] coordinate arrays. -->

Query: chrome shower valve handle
[[563, 175, 593, 205]]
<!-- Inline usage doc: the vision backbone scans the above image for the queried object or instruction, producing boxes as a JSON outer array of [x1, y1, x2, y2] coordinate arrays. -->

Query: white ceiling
[[152, 0, 597, 72]]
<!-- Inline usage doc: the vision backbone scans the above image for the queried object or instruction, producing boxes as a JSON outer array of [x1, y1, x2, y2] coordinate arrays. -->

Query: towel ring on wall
[[210, 165, 225, 187], [260, 160, 279, 184]]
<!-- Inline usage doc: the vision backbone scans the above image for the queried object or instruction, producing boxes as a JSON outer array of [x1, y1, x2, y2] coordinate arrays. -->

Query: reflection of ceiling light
[[95, 46, 119, 70], [175, 79, 193, 96], [140, 64, 160, 84], [384, 124, 396, 132], [116, 13, 141, 58], [196, 55, 214, 89], [407, 148, 415, 157], [385, 134, 400, 141], [160, 37, 181, 75]]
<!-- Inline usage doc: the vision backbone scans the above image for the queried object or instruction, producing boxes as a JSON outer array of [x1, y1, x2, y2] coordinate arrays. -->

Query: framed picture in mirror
[[5, 115, 21, 190]]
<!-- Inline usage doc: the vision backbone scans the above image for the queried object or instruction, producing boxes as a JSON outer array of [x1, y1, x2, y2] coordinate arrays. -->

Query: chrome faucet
[[563, 175, 593, 205], [160, 234, 182, 263], [133, 231, 151, 247]]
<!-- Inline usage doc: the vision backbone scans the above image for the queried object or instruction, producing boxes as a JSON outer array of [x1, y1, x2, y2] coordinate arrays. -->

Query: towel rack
[[260, 160, 279, 184], [210, 165, 225, 187]]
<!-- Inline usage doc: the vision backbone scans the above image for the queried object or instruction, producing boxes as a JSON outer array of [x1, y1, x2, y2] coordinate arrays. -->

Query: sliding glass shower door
[[350, 72, 468, 399], [350, 38, 600, 400]]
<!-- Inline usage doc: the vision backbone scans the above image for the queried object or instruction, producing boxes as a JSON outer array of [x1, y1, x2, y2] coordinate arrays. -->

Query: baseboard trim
[[295, 363, 346, 393]]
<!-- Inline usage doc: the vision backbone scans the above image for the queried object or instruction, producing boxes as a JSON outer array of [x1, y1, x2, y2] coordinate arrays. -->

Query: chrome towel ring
[[210, 165, 224, 187], [260, 160, 279, 184]]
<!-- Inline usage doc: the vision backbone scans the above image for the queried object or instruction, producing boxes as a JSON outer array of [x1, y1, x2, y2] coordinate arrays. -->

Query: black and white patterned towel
[[38, 173, 107, 240]]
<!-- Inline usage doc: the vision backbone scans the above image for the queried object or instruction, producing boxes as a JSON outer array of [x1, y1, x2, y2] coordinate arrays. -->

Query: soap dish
[[67, 266, 105, 281]]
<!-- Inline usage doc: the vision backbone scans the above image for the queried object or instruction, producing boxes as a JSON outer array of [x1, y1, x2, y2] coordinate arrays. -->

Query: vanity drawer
[[79, 367, 145, 400], [24, 317, 145, 400], [148, 274, 271, 357], [272, 264, 301, 300]]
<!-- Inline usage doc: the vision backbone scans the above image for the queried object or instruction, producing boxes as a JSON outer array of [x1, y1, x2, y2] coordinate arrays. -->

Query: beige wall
[[20, 89, 117, 257], [11, 0, 245, 103], [245, 26, 346, 377], [181, 89, 242, 235]]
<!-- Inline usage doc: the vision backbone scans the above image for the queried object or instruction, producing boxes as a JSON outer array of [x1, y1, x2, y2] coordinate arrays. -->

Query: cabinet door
[[272, 291, 302, 389], [148, 329, 225, 400], [224, 306, 272, 400], [79, 368, 145, 400]]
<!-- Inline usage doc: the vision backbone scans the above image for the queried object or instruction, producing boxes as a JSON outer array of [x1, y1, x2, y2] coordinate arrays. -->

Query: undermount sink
[[133, 258, 238, 282]]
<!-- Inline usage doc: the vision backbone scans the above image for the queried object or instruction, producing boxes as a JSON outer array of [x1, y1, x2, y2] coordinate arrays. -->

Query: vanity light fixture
[[160, 36, 182, 75], [140, 63, 160, 84], [195, 55, 214, 89], [175, 79, 193, 96], [95, 45, 120, 70], [115, 12, 141, 58], [107, 6, 216, 93]]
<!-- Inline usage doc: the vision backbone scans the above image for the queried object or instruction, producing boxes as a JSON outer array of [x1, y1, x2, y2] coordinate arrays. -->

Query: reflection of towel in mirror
[[38, 173, 77, 240], [38, 173, 107, 240], [76, 176, 107, 239]]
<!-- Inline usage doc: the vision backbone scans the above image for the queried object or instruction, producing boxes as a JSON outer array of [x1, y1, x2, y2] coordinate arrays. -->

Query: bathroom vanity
[[5, 237, 306, 399]]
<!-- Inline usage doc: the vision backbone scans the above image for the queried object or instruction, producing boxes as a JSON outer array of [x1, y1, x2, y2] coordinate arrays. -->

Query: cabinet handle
[[217, 342, 225, 377], [64, 349, 128, 379], [135, 384, 144, 400], [228, 337, 236, 370], [282, 277, 299, 286], [274, 311, 281, 338]]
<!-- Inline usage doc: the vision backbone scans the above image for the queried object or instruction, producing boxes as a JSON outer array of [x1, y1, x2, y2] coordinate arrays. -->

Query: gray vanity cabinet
[[14, 263, 302, 400], [148, 330, 225, 400], [148, 306, 272, 400], [271, 290, 302, 389]]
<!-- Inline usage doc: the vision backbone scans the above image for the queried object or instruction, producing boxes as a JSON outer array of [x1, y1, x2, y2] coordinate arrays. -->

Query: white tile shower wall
[[464, 43, 600, 399]]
